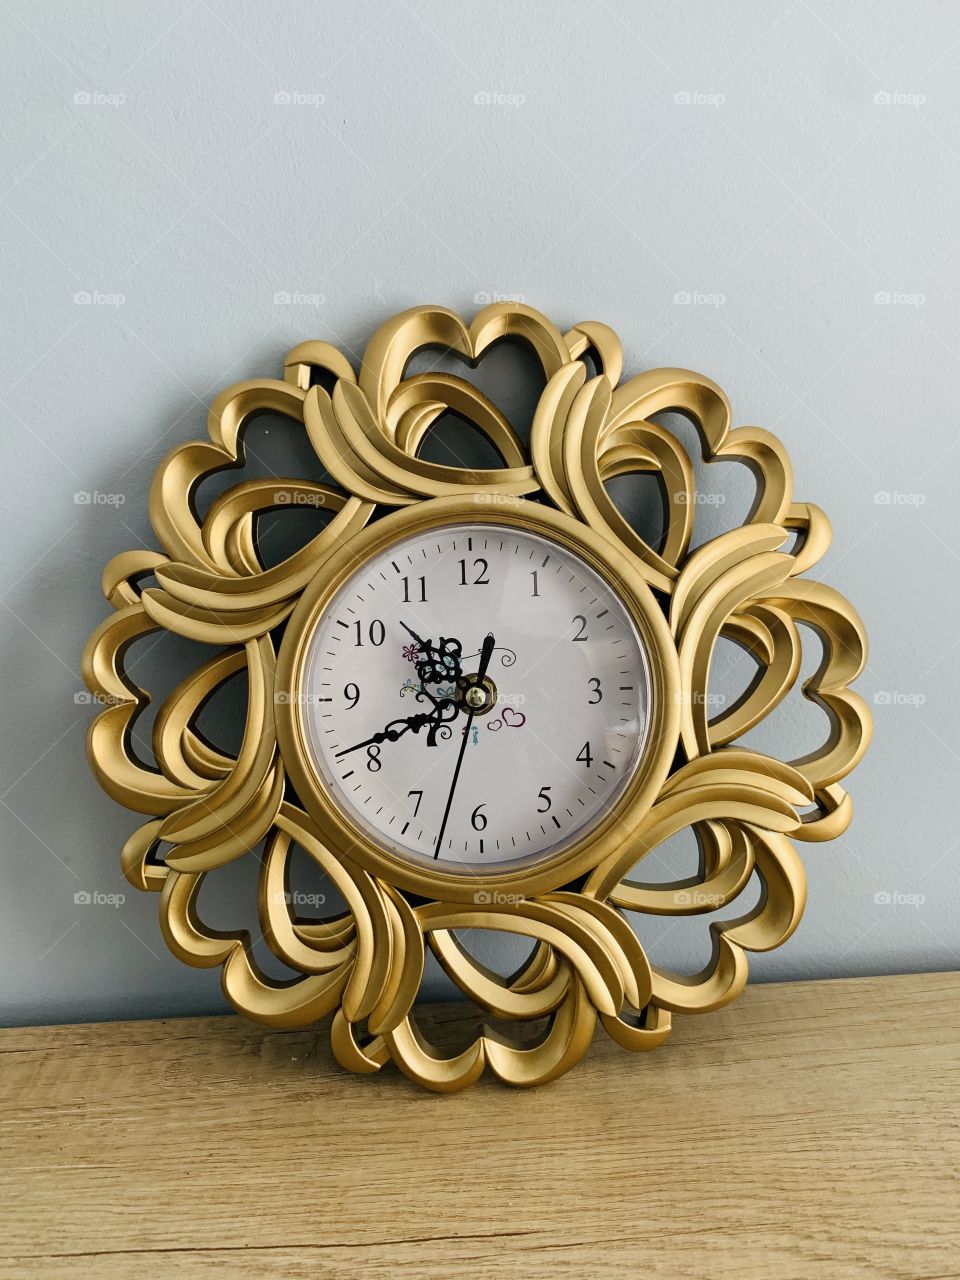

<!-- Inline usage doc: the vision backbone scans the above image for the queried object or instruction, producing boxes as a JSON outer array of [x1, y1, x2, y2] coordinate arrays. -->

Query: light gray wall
[[2, 0, 956, 1026]]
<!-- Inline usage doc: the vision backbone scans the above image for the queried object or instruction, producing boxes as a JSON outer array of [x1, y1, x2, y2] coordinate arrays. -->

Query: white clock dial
[[297, 522, 651, 873]]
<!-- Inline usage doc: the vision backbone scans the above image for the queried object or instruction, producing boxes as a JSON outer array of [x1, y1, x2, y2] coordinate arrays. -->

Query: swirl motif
[[82, 304, 871, 1091]]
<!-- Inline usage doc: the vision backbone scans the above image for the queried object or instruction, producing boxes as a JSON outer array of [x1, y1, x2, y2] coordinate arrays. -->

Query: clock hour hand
[[334, 690, 460, 758], [475, 630, 496, 686]]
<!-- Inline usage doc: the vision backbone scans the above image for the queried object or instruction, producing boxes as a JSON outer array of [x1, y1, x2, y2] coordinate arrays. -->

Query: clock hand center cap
[[460, 674, 497, 715]]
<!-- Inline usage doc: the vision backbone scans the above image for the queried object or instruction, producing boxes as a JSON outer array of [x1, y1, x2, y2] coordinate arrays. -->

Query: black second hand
[[433, 632, 495, 860]]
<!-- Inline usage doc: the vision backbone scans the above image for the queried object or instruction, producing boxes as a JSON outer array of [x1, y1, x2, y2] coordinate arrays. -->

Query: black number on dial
[[576, 741, 593, 767], [354, 620, 385, 646], [587, 677, 602, 704], [458, 557, 489, 586], [344, 682, 360, 709], [537, 786, 552, 813], [572, 614, 588, 641], [366, 745, 382, 771], [402, 575, 427, 604], [471, 803, 488, 831]]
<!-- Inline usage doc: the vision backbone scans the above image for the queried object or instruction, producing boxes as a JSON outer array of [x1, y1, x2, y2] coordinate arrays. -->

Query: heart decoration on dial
[[487, 709, 526, 731], [82, 303, 871, 1091]]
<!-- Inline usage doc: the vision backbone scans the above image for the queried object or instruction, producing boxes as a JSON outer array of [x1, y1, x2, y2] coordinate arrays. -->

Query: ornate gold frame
[[82, 303, 871, 1091]]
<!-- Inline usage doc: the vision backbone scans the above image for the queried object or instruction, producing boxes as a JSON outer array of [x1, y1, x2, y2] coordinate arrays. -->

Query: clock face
[[296, 521, 652, 875]]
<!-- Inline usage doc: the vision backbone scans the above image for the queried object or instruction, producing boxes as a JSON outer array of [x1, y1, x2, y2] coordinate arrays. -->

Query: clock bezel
[[275, 493, 681, 903]]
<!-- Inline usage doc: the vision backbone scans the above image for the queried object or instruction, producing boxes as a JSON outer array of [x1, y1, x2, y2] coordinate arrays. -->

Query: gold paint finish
[[82, 303, 871, 1091]]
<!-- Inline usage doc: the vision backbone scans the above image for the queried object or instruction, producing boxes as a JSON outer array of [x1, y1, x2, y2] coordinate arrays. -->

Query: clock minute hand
[[432, 632, 495, 860]]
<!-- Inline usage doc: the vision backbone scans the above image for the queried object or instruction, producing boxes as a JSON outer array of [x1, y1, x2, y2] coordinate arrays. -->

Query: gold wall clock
[[82, 303, 871, 1091]]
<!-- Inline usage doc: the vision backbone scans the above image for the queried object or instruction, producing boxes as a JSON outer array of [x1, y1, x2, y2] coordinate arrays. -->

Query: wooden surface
[[2, 972, 958, 1279]]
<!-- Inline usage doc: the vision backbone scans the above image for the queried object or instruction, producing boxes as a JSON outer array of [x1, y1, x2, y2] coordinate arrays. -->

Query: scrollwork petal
[[564, 320, 623, 385]]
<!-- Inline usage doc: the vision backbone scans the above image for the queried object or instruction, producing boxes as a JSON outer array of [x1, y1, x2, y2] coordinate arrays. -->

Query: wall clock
[[82, 303, 871, 1091]]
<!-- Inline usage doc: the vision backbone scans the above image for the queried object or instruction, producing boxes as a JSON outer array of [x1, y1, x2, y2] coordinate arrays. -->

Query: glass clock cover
[[297, 522, 651, 873]]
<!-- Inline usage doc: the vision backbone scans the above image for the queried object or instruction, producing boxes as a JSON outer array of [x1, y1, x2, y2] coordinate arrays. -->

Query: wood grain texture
[[1, 972, 958, 1279]]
